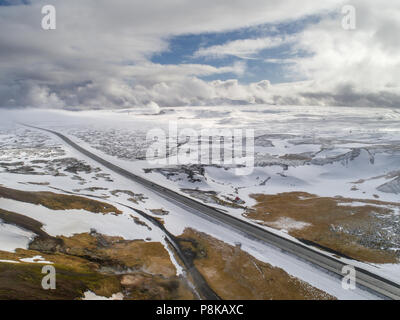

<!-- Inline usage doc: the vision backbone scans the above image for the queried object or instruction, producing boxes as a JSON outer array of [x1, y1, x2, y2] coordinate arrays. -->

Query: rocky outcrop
[[377, 176, 400, 194]]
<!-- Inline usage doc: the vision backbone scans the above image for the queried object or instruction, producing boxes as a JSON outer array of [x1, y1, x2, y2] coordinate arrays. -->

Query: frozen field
[[1, 105, 400, 299]]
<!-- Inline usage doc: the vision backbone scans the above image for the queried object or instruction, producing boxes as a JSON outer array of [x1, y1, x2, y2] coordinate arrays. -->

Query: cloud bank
[[0, 0, 399, 109]]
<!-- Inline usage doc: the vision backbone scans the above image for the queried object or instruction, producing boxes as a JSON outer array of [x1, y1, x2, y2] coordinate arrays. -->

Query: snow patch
[[83, 291, 124, 300], [268, 217, 311, 231]]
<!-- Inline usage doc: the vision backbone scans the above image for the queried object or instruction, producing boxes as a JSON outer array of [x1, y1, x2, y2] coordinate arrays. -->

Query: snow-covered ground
[[1, 105, 399, 299], [0, 222, 35, 253]]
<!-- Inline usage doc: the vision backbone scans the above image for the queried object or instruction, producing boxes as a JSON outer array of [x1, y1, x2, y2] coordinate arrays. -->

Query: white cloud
[[0, 0, 342, 109], [124, 78, 274, 107], [194, 36, 294, 59], [1, 0, 400, 109], [264, 58, 298, 64], [279, 0, 400, 107]]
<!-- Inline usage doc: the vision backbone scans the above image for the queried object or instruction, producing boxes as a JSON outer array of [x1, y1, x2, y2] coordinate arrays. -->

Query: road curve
[[119, 203, 221, 300], [24, 124, 400, 300]]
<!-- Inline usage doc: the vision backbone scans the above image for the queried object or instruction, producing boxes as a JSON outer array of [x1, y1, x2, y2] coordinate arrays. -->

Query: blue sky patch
[[152, 15, 320, 84]]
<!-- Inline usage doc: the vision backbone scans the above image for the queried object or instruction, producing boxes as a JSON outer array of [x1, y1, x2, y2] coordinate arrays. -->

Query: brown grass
[[178, 228, 334, 300], [0, 186, 122, 214], [0, 231, 194, 300], [61, 233, 177, 278], [0, 186, 195, 300], [0, 248, 120, 300], [248, 192, 399, 263]]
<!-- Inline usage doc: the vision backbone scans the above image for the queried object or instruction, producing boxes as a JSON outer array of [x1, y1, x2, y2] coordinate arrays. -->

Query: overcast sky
[[0, 0, 399, 109]]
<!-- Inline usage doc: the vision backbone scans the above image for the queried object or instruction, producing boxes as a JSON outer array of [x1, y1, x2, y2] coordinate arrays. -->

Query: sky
[[0, 0, 399, 109]]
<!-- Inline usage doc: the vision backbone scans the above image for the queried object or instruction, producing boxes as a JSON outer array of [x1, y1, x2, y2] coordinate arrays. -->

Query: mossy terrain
[[0, 188, 194, 300], [0, 249, 121, 300], [60, 233, 177, 278], [0, 232, 194, 300], [0, 186, 122, 214], [248, 192, 400, 263], [178, 228, 334, 300]]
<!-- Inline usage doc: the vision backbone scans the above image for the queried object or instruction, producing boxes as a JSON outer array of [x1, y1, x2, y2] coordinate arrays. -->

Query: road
[[24, 124, 400, 300], [119, 203, 221, 300]]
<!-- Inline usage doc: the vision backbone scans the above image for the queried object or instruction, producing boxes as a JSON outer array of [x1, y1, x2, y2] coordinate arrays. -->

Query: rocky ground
[[248, 192, 400, 264]]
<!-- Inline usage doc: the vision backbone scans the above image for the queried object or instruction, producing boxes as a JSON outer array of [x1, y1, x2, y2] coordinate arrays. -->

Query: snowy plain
[[1, 105, 400, 299]]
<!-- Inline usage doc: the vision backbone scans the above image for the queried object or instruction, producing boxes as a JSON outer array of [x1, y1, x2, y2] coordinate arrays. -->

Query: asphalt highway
[[24, 124, 400, 300]]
